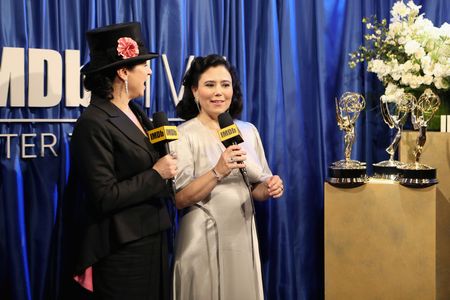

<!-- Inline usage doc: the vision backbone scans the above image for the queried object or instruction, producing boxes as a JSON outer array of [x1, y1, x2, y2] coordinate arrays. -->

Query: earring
[[125, 79, 129, 95], [194, 98, 200, 112]]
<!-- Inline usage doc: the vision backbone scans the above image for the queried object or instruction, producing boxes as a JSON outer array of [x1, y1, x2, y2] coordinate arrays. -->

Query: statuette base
[[397, 163, 438, 188]]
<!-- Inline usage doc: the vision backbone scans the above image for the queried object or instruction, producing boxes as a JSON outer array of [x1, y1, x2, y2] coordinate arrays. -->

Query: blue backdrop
[[1, 0, 449, 299]]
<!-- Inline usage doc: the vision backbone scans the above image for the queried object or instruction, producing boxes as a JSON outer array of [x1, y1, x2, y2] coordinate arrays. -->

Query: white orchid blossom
[[349, 0, 450, 104]]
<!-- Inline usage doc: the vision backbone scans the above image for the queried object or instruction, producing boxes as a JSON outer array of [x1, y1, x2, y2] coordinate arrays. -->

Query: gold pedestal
[[400, 131, 450, 298], [325, 180, 450, 299]]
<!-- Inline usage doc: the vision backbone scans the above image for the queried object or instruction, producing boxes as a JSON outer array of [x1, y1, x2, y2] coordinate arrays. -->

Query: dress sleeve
[[250, 123, 273, 183], [171, 130, 195, 192]]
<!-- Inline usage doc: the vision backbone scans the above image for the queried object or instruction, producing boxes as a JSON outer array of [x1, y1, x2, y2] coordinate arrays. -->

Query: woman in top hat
[[63, 22, 176, 300]]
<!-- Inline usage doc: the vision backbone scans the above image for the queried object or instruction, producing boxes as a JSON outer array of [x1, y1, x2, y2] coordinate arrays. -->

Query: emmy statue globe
[[398, 89, 440, 187], [373, 93, 413, 180], [327, 92, 368, 188]]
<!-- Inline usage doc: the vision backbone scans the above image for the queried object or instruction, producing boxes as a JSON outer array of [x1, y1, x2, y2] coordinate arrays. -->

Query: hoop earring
[[194, 98, 201, 112], [125, 79, 129, 95]]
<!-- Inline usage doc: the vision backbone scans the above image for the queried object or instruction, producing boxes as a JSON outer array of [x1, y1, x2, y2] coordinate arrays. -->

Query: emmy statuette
[[327, 92, 368, 188], [373, 93, 413, 179], [397, 89, 440, 188]]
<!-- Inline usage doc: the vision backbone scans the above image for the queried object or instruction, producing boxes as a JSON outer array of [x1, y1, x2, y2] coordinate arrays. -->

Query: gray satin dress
[[172, 118, 272, 300]]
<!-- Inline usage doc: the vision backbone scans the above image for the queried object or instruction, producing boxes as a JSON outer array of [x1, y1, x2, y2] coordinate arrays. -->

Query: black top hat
[[81, 22, 158, 74]]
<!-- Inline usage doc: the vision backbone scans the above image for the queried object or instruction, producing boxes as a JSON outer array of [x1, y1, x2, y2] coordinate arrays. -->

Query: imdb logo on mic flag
[[218, 124, 240, 142], [148, 126, 179, 144]]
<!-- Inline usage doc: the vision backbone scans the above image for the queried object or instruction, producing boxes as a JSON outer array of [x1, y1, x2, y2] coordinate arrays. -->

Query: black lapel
[[91, 98, 153, 156]]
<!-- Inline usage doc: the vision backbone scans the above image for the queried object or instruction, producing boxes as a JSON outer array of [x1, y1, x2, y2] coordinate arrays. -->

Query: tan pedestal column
[[400, 131, 450, 298], [324, 180, 450, 299]]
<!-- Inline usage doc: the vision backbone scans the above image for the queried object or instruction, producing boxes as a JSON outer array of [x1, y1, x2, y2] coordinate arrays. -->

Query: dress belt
[[193, 196, 258, 300], [193, 203, 222, 300]]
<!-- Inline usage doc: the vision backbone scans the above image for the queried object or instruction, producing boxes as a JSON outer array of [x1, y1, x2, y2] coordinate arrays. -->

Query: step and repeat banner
[[0, 1, 311, 299], [0, 46, 189, 159]]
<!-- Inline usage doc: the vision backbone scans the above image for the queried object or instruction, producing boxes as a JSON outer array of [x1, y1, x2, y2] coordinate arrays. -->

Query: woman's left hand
[[265, 175, 284, 198]]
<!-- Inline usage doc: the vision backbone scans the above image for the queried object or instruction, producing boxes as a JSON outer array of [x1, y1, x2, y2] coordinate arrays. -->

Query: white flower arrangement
[[349, 0, 450, 103]]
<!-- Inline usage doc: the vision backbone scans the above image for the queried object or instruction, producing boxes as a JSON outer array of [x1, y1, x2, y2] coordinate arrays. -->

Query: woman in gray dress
[[172, 54, 284, 300]]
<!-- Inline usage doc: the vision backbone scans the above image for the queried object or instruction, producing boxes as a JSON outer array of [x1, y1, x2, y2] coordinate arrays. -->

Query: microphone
[[148, 111, 178, 196], [218, 112, 251, 188]]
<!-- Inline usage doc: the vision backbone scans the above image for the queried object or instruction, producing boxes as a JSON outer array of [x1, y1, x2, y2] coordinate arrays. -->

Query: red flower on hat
[[117, 37, 139, 59]]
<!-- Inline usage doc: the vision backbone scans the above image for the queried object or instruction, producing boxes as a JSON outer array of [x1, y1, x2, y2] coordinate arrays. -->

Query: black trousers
[[92, 232, 169, 300]]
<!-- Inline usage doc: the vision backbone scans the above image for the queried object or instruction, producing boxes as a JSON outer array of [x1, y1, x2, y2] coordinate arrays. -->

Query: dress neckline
[[193, 118, 226, 150]]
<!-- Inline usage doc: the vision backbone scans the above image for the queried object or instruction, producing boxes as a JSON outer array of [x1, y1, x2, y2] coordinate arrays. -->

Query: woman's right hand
[[152, 153, 178, 179], [214, 145, 247, 179]]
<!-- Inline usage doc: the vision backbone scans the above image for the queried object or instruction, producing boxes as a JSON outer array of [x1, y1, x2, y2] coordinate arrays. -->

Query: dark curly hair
[[83, 61, 143, 101], [176, 54, 243, 120]]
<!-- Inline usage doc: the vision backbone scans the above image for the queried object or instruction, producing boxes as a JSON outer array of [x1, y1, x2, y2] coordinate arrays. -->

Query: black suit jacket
[[65, 96, 171, 275]]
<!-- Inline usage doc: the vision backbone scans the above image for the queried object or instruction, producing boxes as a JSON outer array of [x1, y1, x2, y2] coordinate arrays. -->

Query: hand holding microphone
[[213, 145, 247, 179], [149, 111, 179, 195], [216, 112, 251, 188], [152, 154, 177, 180]]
